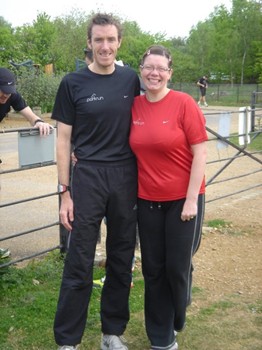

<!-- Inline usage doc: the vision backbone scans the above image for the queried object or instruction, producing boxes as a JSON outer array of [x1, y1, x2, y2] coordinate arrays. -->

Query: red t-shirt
[[129, 90, 208, 201]]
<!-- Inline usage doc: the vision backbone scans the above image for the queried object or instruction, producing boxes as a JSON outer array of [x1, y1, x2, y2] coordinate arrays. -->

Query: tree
[[120, 21, 163, 70], [231, 0, 262, 83], [186, 21, 214, 76], [50, 9, 90, 72], [207, 5, 238, 84], [0, 2, 261, 84], [0, 17, 20, 67]]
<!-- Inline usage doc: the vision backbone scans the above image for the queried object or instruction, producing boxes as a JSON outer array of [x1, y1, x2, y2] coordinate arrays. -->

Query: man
[[51, 13, 140, 350], [197, 75, 208, 107], [0, 67, 53, 254], [83, 47, 93, 65], [0, 67, 52, 135]]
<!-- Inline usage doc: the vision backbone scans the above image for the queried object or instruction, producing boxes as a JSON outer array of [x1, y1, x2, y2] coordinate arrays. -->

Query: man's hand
[[59, 193, 74, 231], [34, 121, 54, 136]]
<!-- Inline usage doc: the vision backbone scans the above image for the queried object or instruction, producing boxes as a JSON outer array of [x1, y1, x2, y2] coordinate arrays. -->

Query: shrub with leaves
[[15, 68, 63, 113]]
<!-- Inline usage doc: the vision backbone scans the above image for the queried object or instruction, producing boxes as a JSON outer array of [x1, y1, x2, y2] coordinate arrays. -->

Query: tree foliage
[[0, 0, 261, 88]]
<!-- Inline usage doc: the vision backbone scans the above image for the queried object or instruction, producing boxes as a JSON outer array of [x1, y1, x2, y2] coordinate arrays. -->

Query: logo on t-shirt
[[86, 93, 104, 102], [133, 119, 144, 126]]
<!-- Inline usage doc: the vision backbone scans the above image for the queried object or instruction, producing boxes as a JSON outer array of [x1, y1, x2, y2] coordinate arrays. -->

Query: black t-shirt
[[51, 65, 141, 162], [198, 77, 208, 88], [0, 93, 27, 122]]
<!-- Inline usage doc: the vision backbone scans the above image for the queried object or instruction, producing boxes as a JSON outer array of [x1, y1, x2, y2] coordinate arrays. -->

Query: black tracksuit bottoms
[[137, 194, 205, 348], [54, 159, 138, 346]]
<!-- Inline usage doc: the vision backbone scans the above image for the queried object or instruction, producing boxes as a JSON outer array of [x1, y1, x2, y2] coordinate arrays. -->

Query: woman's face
[[140, 54, 172, 93]]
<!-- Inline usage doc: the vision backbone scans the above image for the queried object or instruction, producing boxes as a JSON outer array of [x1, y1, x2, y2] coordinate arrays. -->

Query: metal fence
[[0, 103, 261, 269], [170, 83, 262, 105]]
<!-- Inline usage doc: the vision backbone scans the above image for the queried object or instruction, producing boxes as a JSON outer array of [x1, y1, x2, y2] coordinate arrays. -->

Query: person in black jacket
[[197, 75, 208, 107], [0, 67, 53, 135]]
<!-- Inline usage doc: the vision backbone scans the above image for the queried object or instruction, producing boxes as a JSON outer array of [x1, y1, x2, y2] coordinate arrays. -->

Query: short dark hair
[[140, 45, 173, 68], [87, 13, 122, 41]]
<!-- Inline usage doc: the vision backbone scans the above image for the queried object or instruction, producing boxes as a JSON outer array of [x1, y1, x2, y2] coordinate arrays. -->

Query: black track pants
[[137, 195, 205, 348], [54, 159, 137, 346]]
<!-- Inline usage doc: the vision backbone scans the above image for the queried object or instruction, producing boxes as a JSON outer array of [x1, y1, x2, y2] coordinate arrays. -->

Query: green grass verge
[[0, 251, 261, 349]]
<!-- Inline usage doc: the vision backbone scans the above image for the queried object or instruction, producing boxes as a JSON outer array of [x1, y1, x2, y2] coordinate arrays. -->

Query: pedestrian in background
[[197, 74, 209, 107]]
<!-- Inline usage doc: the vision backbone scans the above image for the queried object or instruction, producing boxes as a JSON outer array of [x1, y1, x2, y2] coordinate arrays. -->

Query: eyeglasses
[[140, 65, 171, 73]]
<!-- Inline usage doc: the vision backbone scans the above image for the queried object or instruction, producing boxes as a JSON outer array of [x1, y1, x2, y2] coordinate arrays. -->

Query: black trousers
[[54, 159, 137, 346], [137, 195, 205, 348]]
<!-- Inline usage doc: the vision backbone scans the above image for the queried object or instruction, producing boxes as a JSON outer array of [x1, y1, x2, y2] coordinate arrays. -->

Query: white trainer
[[58, 346, 79, 350], [101, 334, 128, 350]]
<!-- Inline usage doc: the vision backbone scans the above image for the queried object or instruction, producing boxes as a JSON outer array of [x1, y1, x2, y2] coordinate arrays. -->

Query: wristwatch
[[57, 184, 70, 194]]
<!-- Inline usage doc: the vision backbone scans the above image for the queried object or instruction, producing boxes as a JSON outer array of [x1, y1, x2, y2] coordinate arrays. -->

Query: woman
[[129, 45, 208, 350]]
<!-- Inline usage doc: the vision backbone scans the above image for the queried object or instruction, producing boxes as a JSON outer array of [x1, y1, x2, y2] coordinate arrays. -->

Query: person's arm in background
[[56, 121, 74, 231], [19, 106, 54, 136], [181, 142, 207, 221], [196, 79, 204, 88]]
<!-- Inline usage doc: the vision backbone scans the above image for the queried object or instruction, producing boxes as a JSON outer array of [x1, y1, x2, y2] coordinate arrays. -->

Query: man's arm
[[196, 79, 205, 88], [56, 121, 74, 231]]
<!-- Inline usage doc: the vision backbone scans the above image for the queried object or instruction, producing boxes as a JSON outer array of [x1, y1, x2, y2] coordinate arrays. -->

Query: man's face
[[88, 24, 121, 69], [0, 90, 11, 104]]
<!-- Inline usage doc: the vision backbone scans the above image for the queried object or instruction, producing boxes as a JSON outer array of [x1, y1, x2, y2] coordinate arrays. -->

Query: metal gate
[[0, 103, 261, 269]]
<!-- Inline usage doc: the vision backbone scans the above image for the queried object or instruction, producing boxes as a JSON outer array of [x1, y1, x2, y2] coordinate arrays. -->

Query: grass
[[248, 131, 262, 149], [229, 131, 262, 150], [205, 218, 230, 228], [0, 251, 262, 350]]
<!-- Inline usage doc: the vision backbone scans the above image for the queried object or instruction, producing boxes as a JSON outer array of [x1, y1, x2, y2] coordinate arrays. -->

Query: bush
[[15, 68, 63, 113]]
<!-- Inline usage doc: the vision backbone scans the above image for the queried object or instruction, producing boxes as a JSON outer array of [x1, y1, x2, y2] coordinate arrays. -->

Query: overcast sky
[[2, 0, 232, 38]]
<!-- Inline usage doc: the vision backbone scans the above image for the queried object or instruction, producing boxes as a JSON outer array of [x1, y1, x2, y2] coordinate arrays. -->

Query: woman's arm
[[181, 142, 207, 221]]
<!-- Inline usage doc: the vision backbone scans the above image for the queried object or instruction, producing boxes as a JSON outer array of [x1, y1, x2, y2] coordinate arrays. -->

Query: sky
[[2, 0, 232, 38]]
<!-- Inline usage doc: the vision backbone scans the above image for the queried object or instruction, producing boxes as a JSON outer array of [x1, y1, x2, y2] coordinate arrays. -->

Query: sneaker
[[150, 332, 178, 350], [0, 248, 11, 259], [204, 102, 208, 107], [58, 346, 79, 350], [101, 334, 128, 350], [171, 341, 178, 350], [197, 101, 201, 105], [150, 342, 178, 350]]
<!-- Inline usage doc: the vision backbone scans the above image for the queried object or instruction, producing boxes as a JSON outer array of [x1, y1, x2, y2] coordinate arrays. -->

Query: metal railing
[[0, 105, 261, 268]]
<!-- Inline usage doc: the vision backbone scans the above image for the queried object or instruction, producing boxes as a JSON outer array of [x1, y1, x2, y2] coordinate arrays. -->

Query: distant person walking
[[197, 75, 208, 107]]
